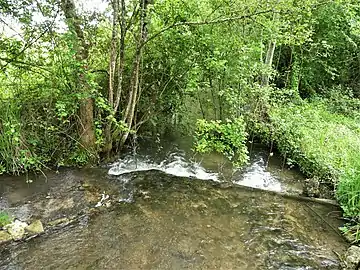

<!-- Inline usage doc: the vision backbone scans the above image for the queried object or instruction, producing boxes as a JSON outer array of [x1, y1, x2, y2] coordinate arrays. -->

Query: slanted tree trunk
[[60, 0, 96, 153]]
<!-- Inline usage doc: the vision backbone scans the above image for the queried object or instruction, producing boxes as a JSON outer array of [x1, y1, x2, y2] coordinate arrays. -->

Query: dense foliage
[[194, 118, 248, 166], [1, 0, 360, 241], [251, 98, 360, 241]]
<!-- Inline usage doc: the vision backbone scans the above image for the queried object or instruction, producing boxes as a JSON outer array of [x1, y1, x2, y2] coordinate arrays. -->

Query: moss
[[0, 212, 12, 228]]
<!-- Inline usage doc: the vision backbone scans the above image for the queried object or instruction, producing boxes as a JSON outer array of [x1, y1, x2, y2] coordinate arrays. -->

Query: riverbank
[[251, 99, 360, 242]]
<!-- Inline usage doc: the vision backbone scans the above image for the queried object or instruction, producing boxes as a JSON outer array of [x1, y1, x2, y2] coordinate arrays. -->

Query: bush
[[194, 117, 249, 166]]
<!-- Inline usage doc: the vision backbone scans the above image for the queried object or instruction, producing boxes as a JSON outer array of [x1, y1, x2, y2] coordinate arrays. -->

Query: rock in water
[[345, 245, 360, 270], [302, 178, 320, 197], [5, 219, 28, 240], [25, 220, 44, 234], [0, 230, 12, 243]]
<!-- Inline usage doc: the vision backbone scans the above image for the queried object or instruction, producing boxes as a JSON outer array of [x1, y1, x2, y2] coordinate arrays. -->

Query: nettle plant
[[194, 117, 249, 167]]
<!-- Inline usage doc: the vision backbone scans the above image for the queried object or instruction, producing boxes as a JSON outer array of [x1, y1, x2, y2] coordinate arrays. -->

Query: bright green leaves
[[194, 117, 249, 167], [0, 211, 12, 228], [296, 1, 360, 96], [252, 99, 360, 230]]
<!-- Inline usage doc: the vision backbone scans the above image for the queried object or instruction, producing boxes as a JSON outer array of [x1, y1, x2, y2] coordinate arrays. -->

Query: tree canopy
[[1, 0, 360, 240]]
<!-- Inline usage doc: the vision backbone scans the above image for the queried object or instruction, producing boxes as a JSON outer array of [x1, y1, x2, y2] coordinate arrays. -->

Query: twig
[[304, 202, 344, 238], [1, 9, 60, 72], [141, 9, 274, 49]]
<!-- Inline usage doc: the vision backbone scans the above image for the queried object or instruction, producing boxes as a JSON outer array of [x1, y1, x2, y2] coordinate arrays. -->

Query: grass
[[252, 99, 360, 240]]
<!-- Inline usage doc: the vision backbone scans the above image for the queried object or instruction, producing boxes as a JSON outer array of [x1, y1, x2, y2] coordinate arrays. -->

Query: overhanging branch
[[141, 9, 274, 49], [0, 9, 59, 72]]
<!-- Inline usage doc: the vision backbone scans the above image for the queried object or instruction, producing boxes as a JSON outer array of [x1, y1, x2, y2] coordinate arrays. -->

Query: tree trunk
[[261, 40, 276, 87], [114, 0, 126, 113], [290, 51, 300, 92], [119, 0, 148, 147], [108, 0, 119, 108], [104, 0, 119, 156], [120, 48, 142, 146], [285, 47, 294, 88], [209, 77, 217, 119], [60, 0, 96, 152]]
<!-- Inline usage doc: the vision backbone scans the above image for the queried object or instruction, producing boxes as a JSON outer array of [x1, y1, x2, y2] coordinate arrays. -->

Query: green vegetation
[[194, 118, 248, 166], [257, 101, 360, 181], [256, 99, 360, 212], [0, 212, 12, 227], [1, 0, 360, 241]]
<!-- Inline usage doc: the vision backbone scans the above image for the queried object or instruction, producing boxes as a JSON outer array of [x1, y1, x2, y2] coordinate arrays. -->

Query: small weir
[[0, 139, 347, 269]]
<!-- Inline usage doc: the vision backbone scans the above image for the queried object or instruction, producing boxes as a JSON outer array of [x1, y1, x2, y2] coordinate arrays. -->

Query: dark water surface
[[0, 140, 347, 269]]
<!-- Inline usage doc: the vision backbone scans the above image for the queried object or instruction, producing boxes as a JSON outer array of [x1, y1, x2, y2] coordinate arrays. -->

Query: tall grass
[[253, 100, 360, 222], [0, 101, 26, 174]]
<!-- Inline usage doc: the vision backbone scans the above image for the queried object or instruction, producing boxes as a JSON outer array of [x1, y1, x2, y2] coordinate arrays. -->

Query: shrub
[[194, 117, 249, 167]]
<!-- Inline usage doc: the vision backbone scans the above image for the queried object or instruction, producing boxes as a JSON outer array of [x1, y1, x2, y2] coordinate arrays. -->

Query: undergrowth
[[194, 118, 249, 167], [251, 98, 360, 242]]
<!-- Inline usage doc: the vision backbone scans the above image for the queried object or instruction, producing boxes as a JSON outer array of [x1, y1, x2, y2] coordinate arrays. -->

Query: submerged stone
[[0, 230, 12, 243], [345, 245, 360, 270], [48, 217, 70, 227], [5, 220, 28, 240], [25, 220, 44, 234], [303, 178, 320, 198]]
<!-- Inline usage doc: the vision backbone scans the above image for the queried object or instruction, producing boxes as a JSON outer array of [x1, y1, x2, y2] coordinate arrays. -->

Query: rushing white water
[[108, 143, 302, 194], [233, 158, 282, 192], [108, 151, 219, 181]]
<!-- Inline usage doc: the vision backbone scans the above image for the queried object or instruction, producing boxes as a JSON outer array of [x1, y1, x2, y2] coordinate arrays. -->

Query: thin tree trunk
[[60, 0, 96, 153], [114, 0, 126, 113], [261, 40, 276, 87], [218, 77, 223, 120], [197, 91, 206, 119], [119, 0, 148, 147], [104, 0, 119, 156], [209, 76, 217, 119], [261, 5, 278, 87], [120, 47, 142, 146], [285, 47, 294, 88], [108, 0, 119, 108]]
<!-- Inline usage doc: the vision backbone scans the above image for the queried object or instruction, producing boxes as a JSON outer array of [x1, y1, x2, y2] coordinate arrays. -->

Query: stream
[[0, 139, 347, 269]]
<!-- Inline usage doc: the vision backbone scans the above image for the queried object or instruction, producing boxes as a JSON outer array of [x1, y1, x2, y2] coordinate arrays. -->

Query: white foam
[[233, 158, 282, 192], [108, 152, 218, 181]]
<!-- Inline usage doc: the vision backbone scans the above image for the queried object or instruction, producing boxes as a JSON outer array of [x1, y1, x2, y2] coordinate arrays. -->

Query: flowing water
[[0, 139, 347, 269]]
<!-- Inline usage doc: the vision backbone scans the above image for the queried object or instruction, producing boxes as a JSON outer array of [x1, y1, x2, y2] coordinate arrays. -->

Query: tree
[[60, 0, 96, 154]]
